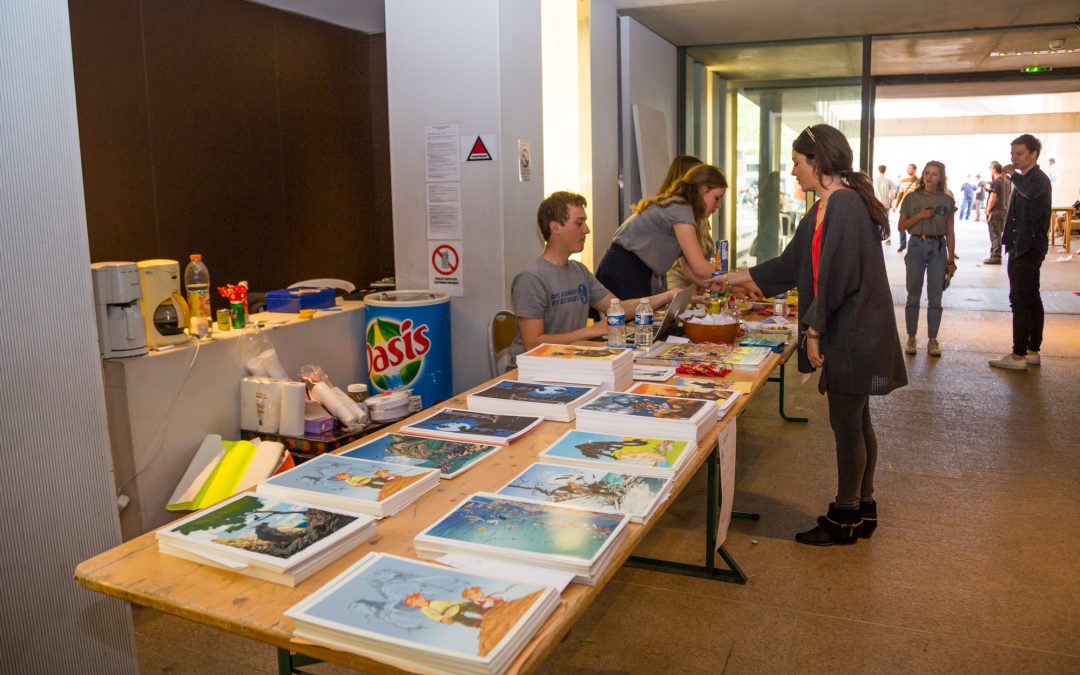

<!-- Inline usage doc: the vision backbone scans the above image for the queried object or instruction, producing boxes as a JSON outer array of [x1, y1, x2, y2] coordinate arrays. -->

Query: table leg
[[768, 359, 808, 423], [625, 445, 748, 584], [276, 648, 321, 674]]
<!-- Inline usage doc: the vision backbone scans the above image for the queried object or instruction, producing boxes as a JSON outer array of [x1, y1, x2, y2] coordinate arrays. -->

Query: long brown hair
[[792, 125, 889, 240], [913, 160, 948, 195], [633, 164, 728, 229]]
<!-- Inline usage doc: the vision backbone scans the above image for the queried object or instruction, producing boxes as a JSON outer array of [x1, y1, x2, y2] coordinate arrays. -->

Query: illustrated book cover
[[285, 552, 559, 675], [399, 408, 543, 446], [342, 433, 499, 479], [537, 430, 694, 476]]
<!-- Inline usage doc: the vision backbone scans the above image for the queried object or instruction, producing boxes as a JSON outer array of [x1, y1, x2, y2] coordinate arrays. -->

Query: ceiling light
[[990, 48, 1078, 56]]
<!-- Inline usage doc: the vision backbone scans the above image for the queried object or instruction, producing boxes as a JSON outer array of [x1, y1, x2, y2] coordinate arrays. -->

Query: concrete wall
[[0, 0, 138, 671], [618, 16, 678, 220], [386, 1, 544, 394]]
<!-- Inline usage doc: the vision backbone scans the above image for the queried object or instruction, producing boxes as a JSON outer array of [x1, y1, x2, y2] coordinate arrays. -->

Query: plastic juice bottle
[[606, 298, 626, 349], [184, 254, 211, 330]]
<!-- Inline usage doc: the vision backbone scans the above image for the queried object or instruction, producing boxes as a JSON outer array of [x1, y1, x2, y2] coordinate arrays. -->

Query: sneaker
[[905, 336, 917, 355], [897, 245, 906, 253], [1025, 351, 1041, 365], [983, 257, 1001, 265], [989, 354, 1027, 370], [927, 339, 942, 357]]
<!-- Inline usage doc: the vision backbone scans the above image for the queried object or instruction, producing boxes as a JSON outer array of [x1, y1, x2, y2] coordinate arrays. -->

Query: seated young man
[[510, 191, 680, 358]]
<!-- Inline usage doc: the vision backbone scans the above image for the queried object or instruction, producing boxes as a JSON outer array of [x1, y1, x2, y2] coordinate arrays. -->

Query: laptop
[[626, 286, 694, 344]]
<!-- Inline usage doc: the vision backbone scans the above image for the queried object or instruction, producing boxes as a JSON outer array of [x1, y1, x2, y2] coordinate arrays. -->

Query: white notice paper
[[428, 240, 463, 297], [714, 418, 737, 548], [518, 140, 532, 181], [425, 123, 460, 182], [426, 182, 462, 239]]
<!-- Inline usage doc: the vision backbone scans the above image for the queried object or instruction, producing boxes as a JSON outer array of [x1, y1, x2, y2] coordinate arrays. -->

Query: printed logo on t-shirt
[[551, 284, 589, 307], [934, 204, 950, 216]]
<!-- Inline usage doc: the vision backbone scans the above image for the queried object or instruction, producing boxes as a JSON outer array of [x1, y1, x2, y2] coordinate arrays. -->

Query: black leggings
[[826, 391, 878, 509]]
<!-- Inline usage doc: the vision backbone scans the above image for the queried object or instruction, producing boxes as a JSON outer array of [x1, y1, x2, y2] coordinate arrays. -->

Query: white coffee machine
[[90, 262, 149, 358]]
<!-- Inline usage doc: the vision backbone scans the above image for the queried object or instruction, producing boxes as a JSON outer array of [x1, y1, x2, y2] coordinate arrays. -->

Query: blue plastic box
[[265, 287, 337, 313]]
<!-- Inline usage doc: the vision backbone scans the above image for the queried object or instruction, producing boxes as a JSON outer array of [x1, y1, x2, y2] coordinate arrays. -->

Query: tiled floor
[[133, 228, 1080, 674]]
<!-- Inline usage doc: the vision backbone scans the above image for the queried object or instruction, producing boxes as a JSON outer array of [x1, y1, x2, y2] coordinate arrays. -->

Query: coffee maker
[[90, 262, 149, 358], [137, 259, 191, 348]]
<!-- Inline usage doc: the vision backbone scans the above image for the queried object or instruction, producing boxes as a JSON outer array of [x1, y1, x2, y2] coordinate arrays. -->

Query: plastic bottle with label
[[773, 293, 787, 317], [635, 297, 654, 353], [606, 297, 626, 349], [184, 254, 211, 332]]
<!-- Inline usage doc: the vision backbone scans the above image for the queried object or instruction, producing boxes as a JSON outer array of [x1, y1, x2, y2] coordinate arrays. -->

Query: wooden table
[[76, 353, 780, 675]]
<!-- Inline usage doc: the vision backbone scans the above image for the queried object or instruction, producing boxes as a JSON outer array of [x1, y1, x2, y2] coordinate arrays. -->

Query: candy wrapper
[[676, 362, 732, 378]]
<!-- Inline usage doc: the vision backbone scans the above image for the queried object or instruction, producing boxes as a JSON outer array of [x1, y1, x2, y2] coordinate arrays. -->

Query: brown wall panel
[[70, 0, 393, 301]]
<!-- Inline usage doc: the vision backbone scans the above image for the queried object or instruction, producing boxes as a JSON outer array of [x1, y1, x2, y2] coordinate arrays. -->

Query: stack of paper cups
[[278, 381, 306, 436]]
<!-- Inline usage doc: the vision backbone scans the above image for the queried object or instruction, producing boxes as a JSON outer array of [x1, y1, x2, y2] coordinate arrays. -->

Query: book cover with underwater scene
[[498, 464, 668, 517], [404, 409, 540, 439], [168, 494, 357, 560], [342, 433, 499, 478], [580, 391, 707, 420], [422, 494, 623, 561], [521, 344, 625, 361], [472, 380, 593, 404], [261, 454, 431, 503], [540, 430, 690, 470], [292, 553, 551, 660]]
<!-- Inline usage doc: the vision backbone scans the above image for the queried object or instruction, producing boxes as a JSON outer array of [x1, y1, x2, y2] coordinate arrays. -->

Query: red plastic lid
[[190, 254, 202, 261]]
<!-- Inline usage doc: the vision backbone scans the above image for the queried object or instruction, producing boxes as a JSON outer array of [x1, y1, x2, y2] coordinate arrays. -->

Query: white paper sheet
[[424, 123, 460, 182], [714, 419, 737, 548], [437, 554, 574, 592]]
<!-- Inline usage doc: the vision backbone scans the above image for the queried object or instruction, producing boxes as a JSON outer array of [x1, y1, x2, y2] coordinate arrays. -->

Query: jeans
[[897, 227, 907, 248], [987, 211, 1005, 260], [1007, 250, 1045, 356], [974, 199, 985, 221], [904, 236, 948, 339], [827, 391, 877, 509], [959, 196, 973, 220]]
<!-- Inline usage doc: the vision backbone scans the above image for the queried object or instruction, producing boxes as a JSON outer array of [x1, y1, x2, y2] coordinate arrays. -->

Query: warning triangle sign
[[466, 136, 493, 161]]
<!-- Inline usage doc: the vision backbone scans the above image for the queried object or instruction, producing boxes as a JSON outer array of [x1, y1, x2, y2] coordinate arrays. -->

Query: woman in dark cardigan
[[726, 124, 907, 546]]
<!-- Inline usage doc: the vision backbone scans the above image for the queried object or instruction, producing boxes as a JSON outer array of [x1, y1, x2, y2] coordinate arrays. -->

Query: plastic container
[[635, 297, 654, 352], [184, 254, 211, 326], [364, 290, 451, 408], [773, 293, 787, 317], [606, 297, 626, 349], [266, 287, 336, 313]]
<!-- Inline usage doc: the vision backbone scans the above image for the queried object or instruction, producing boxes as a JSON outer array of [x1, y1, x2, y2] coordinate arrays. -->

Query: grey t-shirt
[[509, 257, 610, 358], [611, 200, 696, 276], [901, 190, 956, 236]]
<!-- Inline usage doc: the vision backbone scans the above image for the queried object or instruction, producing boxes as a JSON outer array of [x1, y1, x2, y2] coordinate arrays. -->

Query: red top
[[812, 202, 826, 294]]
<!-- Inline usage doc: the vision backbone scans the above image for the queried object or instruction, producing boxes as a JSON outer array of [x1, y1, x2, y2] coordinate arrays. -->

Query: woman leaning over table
[[898, 161, 957, 357], [596, 163, 727, 299], [725, 124, 907, 546]]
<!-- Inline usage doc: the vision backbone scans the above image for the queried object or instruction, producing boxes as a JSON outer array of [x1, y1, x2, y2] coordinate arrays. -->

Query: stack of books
[[256, 454, 440, 519], [286, 552, 560, 675], [342, 432, 501, 479], [399, 408, 544, 446], [515, 344, 633, 391], [496, 462, 672, 524], [537, 429, 696, 477], [414, 493, 629, 585], [640, 342, 773, 372], [627, 380, 741, 419], [466, 380, 600, 422], [155, 492, 376, 586], [574, 390, 717, 442]]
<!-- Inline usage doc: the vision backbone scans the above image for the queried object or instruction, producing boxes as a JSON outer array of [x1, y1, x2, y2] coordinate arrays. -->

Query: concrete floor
[[133, 226, 1080, 674]]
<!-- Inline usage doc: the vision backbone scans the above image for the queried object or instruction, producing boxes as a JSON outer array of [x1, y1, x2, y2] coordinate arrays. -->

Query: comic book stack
[[413, 492, 630, 585], [574, 390, 717, 442], [640, 341, 773, 372], [155, 492, 376, 586], [466, 380, 600, 422], [515, 343, 633, 391], [627, 378, 742, 419], [398, 408, 544, 446], [256, 454, 440, 518], [286, 552, 561, 675]]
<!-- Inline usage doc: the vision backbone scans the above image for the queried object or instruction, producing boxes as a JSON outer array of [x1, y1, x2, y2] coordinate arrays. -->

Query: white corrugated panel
[[0, 0, 139, 672]]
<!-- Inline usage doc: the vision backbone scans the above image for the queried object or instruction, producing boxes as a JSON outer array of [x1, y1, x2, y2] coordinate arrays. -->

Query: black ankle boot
[[858, 500, 877, 539], [795, 503, 863, 546]]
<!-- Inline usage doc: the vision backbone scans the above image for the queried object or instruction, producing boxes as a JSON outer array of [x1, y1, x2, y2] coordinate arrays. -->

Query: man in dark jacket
[[989, 134, 1052, 371]]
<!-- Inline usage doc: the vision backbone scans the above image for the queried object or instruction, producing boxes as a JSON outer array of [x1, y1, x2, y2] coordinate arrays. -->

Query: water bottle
[[606, 298, 626, 349], [773, 293, 787, 317], [635, 297, 654, 352], [184, 254, 211, 331]]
